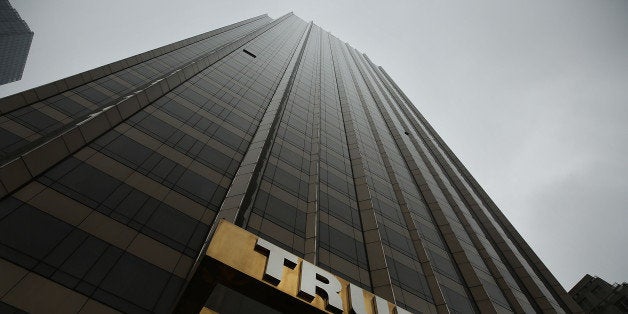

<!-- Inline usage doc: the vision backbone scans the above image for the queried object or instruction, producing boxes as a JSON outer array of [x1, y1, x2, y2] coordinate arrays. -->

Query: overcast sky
[[2, 0, 627, 291]]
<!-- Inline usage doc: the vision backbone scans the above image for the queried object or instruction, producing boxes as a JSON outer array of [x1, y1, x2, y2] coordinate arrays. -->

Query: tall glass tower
[[0, 0, 33, 85], [0, 13, 581, 313]]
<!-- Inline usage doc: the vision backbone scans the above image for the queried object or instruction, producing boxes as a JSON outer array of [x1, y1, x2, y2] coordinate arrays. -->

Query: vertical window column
[[344, 46, 506, 313], [363, 54, 537, 313], [328, 35, 397, 303], [335, 40, 436, 313], [303, 26, 323, 263], [213, 20, 311, 228]]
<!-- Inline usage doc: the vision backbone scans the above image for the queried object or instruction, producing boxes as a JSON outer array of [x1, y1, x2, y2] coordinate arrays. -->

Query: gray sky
[[2, 0, 627, 291]]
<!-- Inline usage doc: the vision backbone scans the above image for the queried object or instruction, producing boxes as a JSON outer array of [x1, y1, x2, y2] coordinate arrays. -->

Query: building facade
[[0, 0, 33, 85], [569, 275, 628, 313], [0, 13, 582, 313]]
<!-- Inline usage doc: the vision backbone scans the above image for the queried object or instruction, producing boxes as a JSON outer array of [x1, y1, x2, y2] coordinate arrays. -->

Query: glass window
[[382, 226, 413, 256], [59, 236, 109, 279], [213, 126, 244, 152], [76, 86, 109, 104], [160, 99, 196, 122], [428, 249, 460, 281], [0, 128, 24, 156], [144, 202, 205, 252], [481, 278, 510, 309], [0, 201, 72, 268], [100, 133, 153, 169], [417, 222, 445, 249], [98, 253, 183, 312], [180, 89, 208, 106], [387, 257, 432, 301], [441, 285, 474, 314], [131, 112, 178, 143], [48, 95, 88, 116], [318, 223, 359, 263], [224, 112, 252, 133], [99, 78, 129, 94], [9, 108, 60, 132], [49, 159, 122, 208], [197, 144, 236, 176], [319, 192, 352, 223], [175, 169, 220, 206], [116, 71, 145, 86]]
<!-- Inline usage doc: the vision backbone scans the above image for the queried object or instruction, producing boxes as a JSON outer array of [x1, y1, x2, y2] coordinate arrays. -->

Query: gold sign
[[206, 220, 412, 314]]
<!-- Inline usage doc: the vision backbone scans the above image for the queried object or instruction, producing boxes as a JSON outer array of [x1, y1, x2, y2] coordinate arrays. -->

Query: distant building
[[0, 13, 582, 313], [569, 274, 628, 313], [0, 0, 33, 85]]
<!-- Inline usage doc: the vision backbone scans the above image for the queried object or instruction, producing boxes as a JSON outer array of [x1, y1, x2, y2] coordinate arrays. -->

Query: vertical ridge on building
[[0, 13, 581, 313]]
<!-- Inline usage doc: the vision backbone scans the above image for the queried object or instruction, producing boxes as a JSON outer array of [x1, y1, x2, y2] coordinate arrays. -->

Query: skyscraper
[[0, 12, 581, 313], [0, 0, 33, 85], [569, 275, 628, 313]]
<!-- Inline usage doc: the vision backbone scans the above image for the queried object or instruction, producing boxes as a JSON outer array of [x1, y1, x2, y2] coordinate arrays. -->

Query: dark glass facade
[[569, 274, 628, 313], [0, 0, 33, 85], [0, 13, 582, 313]]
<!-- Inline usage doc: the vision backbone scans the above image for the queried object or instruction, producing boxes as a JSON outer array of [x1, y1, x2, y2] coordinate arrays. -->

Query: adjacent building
[[0, 0, 33, 85], [0, 13, 582, 313], [569, 275, 628, 313]]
